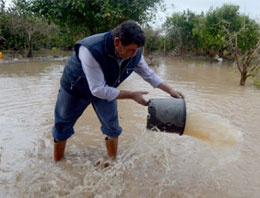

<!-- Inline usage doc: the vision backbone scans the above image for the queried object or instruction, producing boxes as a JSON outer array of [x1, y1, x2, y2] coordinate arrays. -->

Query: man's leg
[[92, 99, 122, 159], [52, 87, 91, 161], [104, 136, 119, 159]]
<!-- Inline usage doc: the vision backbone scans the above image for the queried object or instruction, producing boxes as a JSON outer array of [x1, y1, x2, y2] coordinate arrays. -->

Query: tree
[[223, 21, 260, 86], [0, 4, 27, 52], [193, 5, 244, 57], [0, 0, 57, 57], [144, 27, 165, 54], [25, 0, 163, 35], [0, 0, 6, 44], [163, 10, 202, 54], [19, 16, 52, 57]]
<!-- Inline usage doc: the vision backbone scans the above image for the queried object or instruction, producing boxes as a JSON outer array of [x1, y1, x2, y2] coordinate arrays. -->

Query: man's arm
[[157, 82, 184, 98], [135, 55, 184, 98], [117, 90, 149, 106], [79, 46, 149, 105], [134, 55, 163, 88], [79, 46, 120, 101]]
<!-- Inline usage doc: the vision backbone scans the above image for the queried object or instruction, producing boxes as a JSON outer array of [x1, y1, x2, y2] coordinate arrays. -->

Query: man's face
[[114, 37, 139, 59]]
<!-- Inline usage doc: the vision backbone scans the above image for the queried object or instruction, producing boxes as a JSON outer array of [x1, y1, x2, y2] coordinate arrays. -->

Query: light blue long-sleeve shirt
[[79, 46, 163, 101]]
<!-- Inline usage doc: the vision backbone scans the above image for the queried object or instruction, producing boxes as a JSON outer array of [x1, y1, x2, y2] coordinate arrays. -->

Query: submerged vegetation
[[0, 0, 260, 86]]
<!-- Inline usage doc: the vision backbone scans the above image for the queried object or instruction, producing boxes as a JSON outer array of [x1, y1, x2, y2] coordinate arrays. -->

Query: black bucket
[[146, 98, 186, 135]]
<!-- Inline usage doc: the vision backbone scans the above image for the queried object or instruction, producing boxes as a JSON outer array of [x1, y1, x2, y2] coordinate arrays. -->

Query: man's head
[[111, 20, 145, 59]]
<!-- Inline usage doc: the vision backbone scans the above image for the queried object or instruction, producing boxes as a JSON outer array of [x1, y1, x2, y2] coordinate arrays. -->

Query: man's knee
[[101, 126, 122, 137]]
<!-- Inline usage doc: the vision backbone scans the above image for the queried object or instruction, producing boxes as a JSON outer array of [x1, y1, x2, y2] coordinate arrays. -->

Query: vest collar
[[104, 31, 117, 58]]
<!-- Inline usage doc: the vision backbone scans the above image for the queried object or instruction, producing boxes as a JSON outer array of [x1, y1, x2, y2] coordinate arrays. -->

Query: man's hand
[[117, 90, 149, 106], [157, 82, 184, 99], [169, 89, 184, 98], [131, 91, 149, 106]]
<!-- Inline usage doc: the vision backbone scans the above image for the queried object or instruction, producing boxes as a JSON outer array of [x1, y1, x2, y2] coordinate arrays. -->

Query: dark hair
[[111, 20, 145, 47]]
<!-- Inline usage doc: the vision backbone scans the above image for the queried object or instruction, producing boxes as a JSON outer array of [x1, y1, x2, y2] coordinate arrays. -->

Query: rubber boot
[[105, 137, 118, 160], [54, 139, 66, 162]]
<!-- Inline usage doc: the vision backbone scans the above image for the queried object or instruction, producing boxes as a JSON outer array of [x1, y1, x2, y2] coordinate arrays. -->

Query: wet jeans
[[52, 87, 122, 141]]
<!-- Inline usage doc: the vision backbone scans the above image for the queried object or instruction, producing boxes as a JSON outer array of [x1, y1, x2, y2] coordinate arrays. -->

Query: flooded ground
[[0, 57, 260, 197]]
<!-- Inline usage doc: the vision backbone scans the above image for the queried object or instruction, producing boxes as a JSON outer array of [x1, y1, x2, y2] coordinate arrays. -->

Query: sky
[[152, 0, 260, 27]]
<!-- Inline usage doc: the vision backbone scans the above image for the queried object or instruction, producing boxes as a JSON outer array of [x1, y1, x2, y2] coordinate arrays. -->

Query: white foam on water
[[3, 126, 244, 198], [1, 111, 244, 197]]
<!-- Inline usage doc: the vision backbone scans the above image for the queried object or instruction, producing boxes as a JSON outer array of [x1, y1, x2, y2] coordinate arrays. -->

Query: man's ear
[[114, 37, 121, 48]]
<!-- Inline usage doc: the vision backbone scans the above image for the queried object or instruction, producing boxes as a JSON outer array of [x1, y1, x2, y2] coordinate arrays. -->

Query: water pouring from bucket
[[147, 98, 242, 146]]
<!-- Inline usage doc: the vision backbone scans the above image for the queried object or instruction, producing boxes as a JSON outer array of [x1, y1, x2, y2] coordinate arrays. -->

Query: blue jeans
[[52, 87, 122, 141]]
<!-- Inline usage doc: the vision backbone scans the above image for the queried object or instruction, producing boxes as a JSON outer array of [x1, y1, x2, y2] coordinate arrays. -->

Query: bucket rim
[[180, 98, 186, 135]]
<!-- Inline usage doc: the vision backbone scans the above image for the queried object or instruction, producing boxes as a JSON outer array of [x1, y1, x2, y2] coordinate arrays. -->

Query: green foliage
[[0, 1, 57, 56], [0, 0, 82, 54], [0, 8, 26, 51], [253, 68, 260, 89], [164, 10, 201, 53], [253, 78, 260, 89], [144, 27, 165, 54], [236, 18, 259, 53], [205, 4, 259, 55], [1, 0, 164, 54], [28, 0, 163, 34], [1, 1, 260, 64], [163, 4, 260, 57]]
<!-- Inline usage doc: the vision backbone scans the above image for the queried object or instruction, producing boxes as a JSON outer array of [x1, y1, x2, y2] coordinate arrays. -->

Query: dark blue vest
[[60, 31, 142, 98]]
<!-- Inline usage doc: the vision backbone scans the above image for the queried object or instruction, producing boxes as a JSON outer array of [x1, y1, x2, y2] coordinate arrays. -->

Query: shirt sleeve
[[134, 55, 163, 88], [78, 46, 120, 101]]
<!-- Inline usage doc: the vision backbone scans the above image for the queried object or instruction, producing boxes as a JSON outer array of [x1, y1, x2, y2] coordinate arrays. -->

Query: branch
[[222, 21, 248, 53], [246, 39, 260, 64], [249, 62, 260, 73], [246, 73, 253, 78], [234, 51, 242, 73]]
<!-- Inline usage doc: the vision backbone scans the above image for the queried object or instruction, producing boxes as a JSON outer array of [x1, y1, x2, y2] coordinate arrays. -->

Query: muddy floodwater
[[0, 57, 260, 198]]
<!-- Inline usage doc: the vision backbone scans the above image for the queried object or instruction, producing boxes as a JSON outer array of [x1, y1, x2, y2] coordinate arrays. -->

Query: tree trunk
[[27, 43, 33, 57], [26, 31, 33, 58], [27, 39, 33, 58], [240, 71, 247, 86], [164, 38, 166, 56]]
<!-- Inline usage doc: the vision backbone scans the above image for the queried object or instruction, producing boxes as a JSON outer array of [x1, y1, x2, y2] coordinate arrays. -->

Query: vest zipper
[[116, 60, 130, 85], [108, 54, 131, 86], [70, 76, 81, 90]]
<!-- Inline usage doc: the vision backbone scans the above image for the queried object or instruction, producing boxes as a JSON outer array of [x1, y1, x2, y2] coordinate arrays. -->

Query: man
[[53, 20, 183, 162]]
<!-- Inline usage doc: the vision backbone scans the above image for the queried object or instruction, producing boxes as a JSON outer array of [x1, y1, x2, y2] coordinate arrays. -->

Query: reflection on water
[[1, 58, 260, 197]]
